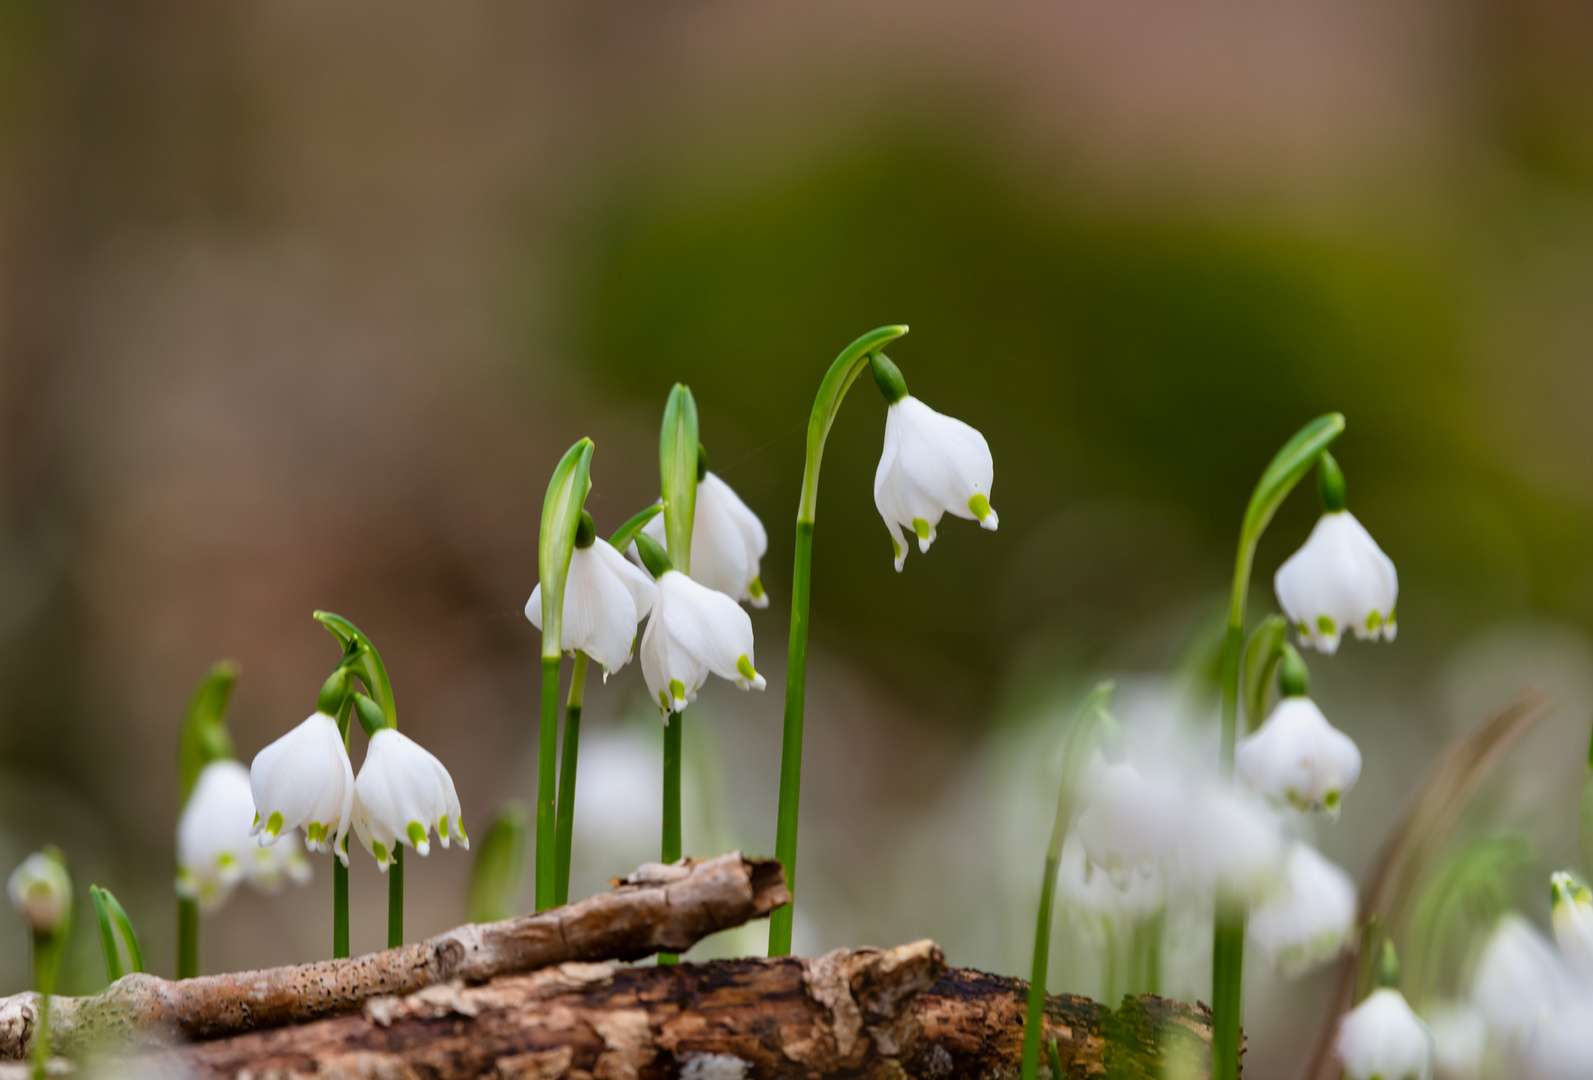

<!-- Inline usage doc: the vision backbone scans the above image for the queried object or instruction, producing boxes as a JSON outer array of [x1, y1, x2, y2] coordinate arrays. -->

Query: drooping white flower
[[250, 711, 355, 866], [1058, 831, 1165, 922], [639, 569, 765, 717], [1472, 914, 1581, 1048], [1551, 871, 1593, 980], [640, 472, 769, 607], [1074, 760, 1180, 888], [179, 760, 310, 912], [874, 395, 997, 572], [1175, 782, 1288, 904], [8, 852, 70, 934], [1236, 696, 1362, 816], [352, 728, 468, 872], [1274, 511, 1398, 654], [1335, 988, 1431, 1080], [1248, 842, 1357, 977], [528, 536, 657, 675]]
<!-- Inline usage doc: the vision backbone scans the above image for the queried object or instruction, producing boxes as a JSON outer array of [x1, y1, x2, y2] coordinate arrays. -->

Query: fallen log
[[0, 852, 787, 1061], [121, 944, 1215, 1078]]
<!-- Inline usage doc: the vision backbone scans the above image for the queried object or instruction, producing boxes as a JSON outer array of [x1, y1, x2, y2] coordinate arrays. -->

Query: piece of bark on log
[[0, 852, 787, 1062], [117, 942, 1215, 1079]]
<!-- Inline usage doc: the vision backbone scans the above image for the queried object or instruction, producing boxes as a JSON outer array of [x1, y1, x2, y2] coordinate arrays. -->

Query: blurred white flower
[[352, 728, 468, 872], [1057, 831, 1165, 922], [640, 570, 765, 717], [874, 396, 997, 572], [1175, 782, 1287, 904], [641, 473, 768, 607], [1551, 871, 1593, 980], [250, 712, 355, 866], [1236, 696, 1361, 816], [1274, 511, 1397, 655], [1248, 842, 1357, 977], [8, 852, 70, 935], [1526, 1001, 1593, 1080], [1472, 915, 1581, 1048], [1335, 988, 1431, 1080], [1426, 1002, 1486, 1080], [528, 536, 656, 675], [1074, 760, 1179, 889], [179, 760, 311, 913]]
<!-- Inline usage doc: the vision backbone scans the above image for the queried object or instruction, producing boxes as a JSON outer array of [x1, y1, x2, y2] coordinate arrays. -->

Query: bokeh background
[[2, 2, 1593, 1075]]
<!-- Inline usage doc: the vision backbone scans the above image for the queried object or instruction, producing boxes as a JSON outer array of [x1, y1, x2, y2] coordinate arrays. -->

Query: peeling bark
[[0, 853, 787, 1061]]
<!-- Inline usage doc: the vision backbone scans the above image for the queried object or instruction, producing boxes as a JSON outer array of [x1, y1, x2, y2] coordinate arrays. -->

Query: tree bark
[[111, 944, 1214, 1079], [0, 853, 787, 1062]]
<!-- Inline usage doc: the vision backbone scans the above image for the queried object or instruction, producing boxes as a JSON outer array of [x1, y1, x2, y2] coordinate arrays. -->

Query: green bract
[[659, 385, 699, 573], [91, 884, 144, 981], [1241, 615, 1288, 731], [315, 611, 397, 728], [177, 661, 239, 805], [608, 503, 662, 553], [537, 438, 595, 661], [799, 325, 908, 524]]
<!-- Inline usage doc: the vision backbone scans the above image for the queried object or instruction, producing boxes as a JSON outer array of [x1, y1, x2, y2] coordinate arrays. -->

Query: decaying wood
[[105, 944, 1214, 1079], [0, 852, 787, 1062]]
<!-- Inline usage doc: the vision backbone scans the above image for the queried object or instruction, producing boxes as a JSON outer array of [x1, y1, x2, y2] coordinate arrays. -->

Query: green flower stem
[[659, 711, 684, 966], [31, 931, 56, 1080], [1210, 414, 1344, 1080], [535, 656, 561, 911], [1582, 718, 1593, 877], [333, 858, 349, 959], [554, 650, 590, 907], [389, 847, 404, 948], [769, 324, 908, 958], [177, 896, 198, 978]]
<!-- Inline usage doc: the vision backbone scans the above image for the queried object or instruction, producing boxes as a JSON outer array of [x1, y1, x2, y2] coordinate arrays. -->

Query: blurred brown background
[[2, 2, 1593, 1074]]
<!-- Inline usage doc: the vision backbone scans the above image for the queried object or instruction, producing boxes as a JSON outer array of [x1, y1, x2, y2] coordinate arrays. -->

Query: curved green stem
[[535, 656, 561, 911], [554, 651, 589, 906], [177, 896, 198, 978], [659, 711, 684, 965], [769, 325, 908, 957]]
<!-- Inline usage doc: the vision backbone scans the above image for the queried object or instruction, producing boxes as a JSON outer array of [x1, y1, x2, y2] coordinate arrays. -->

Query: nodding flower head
[[873, 394, 996, 573], [639, 569, 765, 718], [528, 535, 657, 676], [179, 759, 310, 912], [8, 851, 71, 936], [1074, 760, 1179, 890], [641, 471, 769, 608], [1551, 871, 1593, 980], [1237, 696, 1362, 816], [352, 728, 467, 872], [1249, 842, 1357, 977], [1334, 988, 1431, 1080], [1274, 511, 1397, 655], [249, 711, 355, 866]]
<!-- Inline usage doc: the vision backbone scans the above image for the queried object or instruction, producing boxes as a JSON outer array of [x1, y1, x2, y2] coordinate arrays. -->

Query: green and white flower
[[249, 711, 355, 865], [874, 395, 997, 572], [528, 534, 657, 675], [641, 471, 769, 607], [1074, 760, 1179, 889], [1334, 988, 1431, 1080], [1237, 695, 1362, 816], [1249, 842, 1357, 977], [179, 759, 310, 913], [640, 568, 765, 717], [1551, 871, 1593, 980], [352, 728, 467, 871], [1472, 914, 1579, 1047], [8, 851, 71, 935], [1274, 511, 1397, 654]]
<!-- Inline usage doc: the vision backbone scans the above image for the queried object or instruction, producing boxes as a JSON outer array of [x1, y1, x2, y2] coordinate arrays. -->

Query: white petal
[[525, 583, 543, 629], [1335, 989, 1430, 1080], [1275, 512, 1398, 652], [563, 545, 646, 672], [250, 712, 354, 861], [1237, 696, 1362, 815], [354, 729, 451, 863], [1249, 843, 1357, 976], [873, 396, 996, 568]]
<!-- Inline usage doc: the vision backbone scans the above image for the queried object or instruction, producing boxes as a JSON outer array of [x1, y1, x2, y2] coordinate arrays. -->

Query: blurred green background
[[2, 2, 1592, 1074]]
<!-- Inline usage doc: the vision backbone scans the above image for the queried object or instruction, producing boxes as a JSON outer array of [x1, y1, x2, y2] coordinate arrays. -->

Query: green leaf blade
[[537, 439, 596, 661]]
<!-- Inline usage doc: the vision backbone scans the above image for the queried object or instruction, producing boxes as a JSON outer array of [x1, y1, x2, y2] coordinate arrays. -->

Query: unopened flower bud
[[8, 850, 71, 936]]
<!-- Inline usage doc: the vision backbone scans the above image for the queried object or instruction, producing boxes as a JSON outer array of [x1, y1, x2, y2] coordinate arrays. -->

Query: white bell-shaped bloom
[[1074, 760, 1180, 889], [1175, 782, 1288, 904], [1249, 842, 1357, 977], [640, 473, 768, 607], [874, 396, 997, 572], [179, 760, 310, 912], [1057, 831, 1165, 922], [352, 728, 468, 872], [1472, 915, 1581, 1048], [528, 537, 657, 675], [639, 569, 765, 717], [8, 852, 70, 934], [1237, 696, 1362, 816], [249, 711, 355, 866], [1551, 872, 1593, 980], [1274, 511, 1397, 655], [1335, 988, 1432, 1080]]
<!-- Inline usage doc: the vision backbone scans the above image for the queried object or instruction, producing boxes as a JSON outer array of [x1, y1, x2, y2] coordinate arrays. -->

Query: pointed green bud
[[353, 693, 389, 736], [1278, 643, 1310, 698], [634, 532, 674, 579], [1376, 938, 1401, 990], [317, 668, 349, 717], [659, 385, 699, 573], [1318, 450, 1347, 513], [870, 352, 909, 405]]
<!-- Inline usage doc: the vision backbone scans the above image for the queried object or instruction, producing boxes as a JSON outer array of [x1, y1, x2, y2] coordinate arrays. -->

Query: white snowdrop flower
[[1472, 915, 1581, 1048], [1237, 696, 1362, 816], [249, 711, 356, 866], [1335, 988, 1432, 1080], [8, 852, 70, 935], [179, 760, 310, 913], [1176, 782, 1287, 904], [1057, 831, 1165, 922], [1248, 842, 1357, 977], [641, 472, 769, 607], [352, 728, 468, 872], [640, 569, 765, 717], [1274, 511, 1397, 655], [1551, 872, 1593, 980], [528, 534, 657, 675], [874, 395, 997, 572], [1426, 1002, 1487, 1080], [1074, 761, 1180, 889]]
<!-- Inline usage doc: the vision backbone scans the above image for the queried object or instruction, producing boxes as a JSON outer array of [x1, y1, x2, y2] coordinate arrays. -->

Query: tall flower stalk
[[174, 660, 239, 977], [553, 650, 588, 908], [1210, 413, 1344, 1080]]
